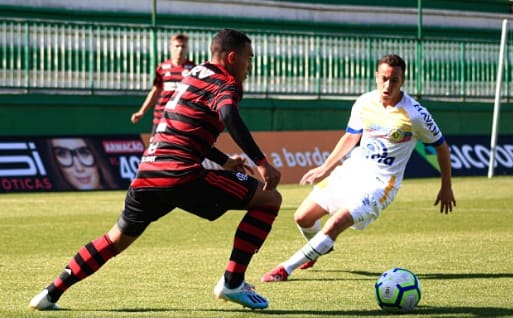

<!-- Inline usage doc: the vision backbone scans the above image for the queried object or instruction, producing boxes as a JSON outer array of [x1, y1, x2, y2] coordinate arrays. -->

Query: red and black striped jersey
[[152, 58, 195, 126], [131, 62, 242, 188]]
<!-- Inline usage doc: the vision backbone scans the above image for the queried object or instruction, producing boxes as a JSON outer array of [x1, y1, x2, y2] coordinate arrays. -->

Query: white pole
[[488, 19, 508, 178]]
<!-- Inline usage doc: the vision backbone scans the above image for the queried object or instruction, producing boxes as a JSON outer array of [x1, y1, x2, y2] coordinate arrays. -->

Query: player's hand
[[131, 112, 143, 124], [257, 161, 281, 191], [222, 155, 254, 174], [434, 187, 456, 214], [300, 166, 328, 185]]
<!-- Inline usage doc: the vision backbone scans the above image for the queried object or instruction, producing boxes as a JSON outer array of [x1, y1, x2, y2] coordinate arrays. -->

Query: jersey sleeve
[[214, 80, 266, 165], [153, 64, 163, 88], [206, 146, 229, 166], [345, 97, 364, 134], [213, 81, 242, 111], [412, 103, 445, 146], [219, 104, 266, 165]]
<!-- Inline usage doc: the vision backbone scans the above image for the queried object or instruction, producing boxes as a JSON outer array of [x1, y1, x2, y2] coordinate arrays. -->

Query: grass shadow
[[103, 306, 513, 317], [349, 270, 513, 280], [300, 269, 513, 280]]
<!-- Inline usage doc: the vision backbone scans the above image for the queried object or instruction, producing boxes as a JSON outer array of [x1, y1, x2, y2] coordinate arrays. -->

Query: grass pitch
[[1, 176, 513, 317]]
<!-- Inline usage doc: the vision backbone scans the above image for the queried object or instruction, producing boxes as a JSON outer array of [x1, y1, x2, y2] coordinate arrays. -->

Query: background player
[[131, 33, 195, 137]]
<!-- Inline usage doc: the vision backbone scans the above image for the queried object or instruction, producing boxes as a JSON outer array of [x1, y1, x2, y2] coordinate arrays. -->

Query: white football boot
[[29, 289, 59, 310], [214, 276, 268, 309]]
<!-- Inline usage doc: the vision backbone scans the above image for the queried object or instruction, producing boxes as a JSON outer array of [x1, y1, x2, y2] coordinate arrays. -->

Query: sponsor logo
[[190, 65, 215, 79], [364, 140, 395, 166], [450, 143, 513, 169], [414, 141, 513, 173], [141, 155, 156, 163], [413, 104, 441, 137], [387, 129, 404, 143], [0, 142, 52, 191], [235, 172, 248, 181], [1, 177, 52, 191], [0, 142, 46, 177], [102, 140, 145, 154], [282, 147, 330, 168]]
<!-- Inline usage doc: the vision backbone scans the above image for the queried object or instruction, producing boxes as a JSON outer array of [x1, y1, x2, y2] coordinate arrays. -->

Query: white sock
[[282, 232, 334, 275], [297, 220, 321, 241]]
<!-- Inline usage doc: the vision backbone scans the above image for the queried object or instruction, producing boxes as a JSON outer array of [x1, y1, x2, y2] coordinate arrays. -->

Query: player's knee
[[294, 212, 314, 228], [273, 190, 282, 207], [263, 189, 282, 209], [249, 187, 282, 211]]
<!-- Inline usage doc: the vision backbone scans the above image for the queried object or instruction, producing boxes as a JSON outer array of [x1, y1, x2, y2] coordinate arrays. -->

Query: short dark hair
[[171, 33, 188, 43], [377, 54, 406, 75], [210, 29, 251, 56]]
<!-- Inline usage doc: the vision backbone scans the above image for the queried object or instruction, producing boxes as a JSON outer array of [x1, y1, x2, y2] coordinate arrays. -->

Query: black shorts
[[117, 170, 259, 236]]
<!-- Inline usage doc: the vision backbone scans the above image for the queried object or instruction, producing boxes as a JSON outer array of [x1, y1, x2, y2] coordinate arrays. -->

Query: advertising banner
[[408, 135, 513, 177], [203, 132, 513, 183], [0, 136, 144, 192], [2, 132, 512, 192], [143, 131, 345, 185], [201, 130, 345, 184]]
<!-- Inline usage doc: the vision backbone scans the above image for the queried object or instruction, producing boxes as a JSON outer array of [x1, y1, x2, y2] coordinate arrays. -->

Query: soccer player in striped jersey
[[30, 29, 281, 311], [131, 33, 196, 137], [262, 54, 456, 283]]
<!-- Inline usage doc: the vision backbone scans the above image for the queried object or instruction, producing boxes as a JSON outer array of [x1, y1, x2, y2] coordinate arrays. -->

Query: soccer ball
[[374, 267, 421, 313]]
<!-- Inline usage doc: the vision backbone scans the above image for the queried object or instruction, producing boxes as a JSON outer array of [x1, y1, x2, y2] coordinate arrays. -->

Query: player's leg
[[293, 195, 331, 269], [217, 178, 281, 309], [263, 173, 395, 283], [294, 194, 327, 240], [185, 170, 279, 309], [262, 165, 355, 282], [224, 181, 281, 286], [29, 188, 165, 310], [29, 224, 137, 310], [262, 207, 353, 282]]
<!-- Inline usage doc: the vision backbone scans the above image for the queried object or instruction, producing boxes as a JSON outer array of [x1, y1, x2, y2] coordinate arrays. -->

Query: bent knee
[[294, 212, 315, 228], [294, 203, 327, 228], [249, 188, 282, 210], [272, 190, 283, 206], [264, 190, 282, 211]]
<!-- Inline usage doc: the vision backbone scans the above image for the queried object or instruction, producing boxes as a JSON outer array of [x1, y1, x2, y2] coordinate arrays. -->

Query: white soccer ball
[[374, 267, 421, 313]]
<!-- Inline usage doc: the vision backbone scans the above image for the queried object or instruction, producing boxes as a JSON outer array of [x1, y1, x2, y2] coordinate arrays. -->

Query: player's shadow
[[351, 270, 513, 280], [264, 306, 513, 316], [279, 270, 513, 316], [296, 269, 513, 281], [89, 271, 513, 317], [104, 307, 513, 317]]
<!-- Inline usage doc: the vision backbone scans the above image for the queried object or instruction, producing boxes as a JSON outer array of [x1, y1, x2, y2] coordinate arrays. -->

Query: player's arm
[[300, 131, 361, 185], [206, 146, 229, 166], [433, 140, 456, 213], [320, 131, 361, 171], [219, 104, 280, 190], [131, 85, 162, 124], [206, 146, 253, 174]]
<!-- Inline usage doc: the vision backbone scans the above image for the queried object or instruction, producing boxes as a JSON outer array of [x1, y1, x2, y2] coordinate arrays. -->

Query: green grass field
[[1, 176, 513, 318]]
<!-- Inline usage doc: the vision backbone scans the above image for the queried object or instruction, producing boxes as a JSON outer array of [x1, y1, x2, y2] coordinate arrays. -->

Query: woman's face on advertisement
[[51, 138, 101, 190]]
